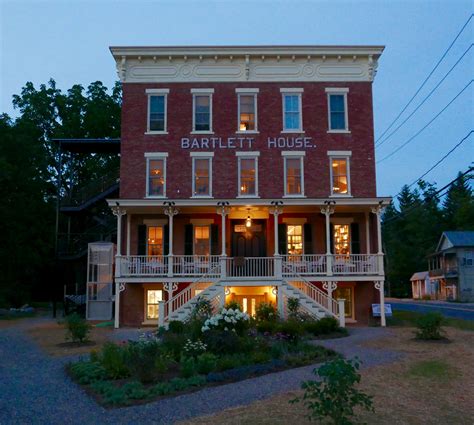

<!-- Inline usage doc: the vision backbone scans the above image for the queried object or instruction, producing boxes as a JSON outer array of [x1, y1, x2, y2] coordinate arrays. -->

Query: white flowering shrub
[[201, 307, 250, 335], [183, 339, 207, 357]]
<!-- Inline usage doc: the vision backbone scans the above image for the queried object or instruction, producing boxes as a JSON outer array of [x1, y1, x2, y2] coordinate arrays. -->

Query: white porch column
[[113, 282, 125, 329], [126, 214, 131, 256], [216, 202, 230, 256], [164, 202, 179, 277], [112, 206, 127, 278], [323, 281, 337, 313], [269, 201, 283, 256], [371, 204, 385, 275], [365, 212, 371, 254], [375, 280, 386, 327], [338, 299, 346, 328], [164, 282, 178, 315], [320, 203, 335, 275]]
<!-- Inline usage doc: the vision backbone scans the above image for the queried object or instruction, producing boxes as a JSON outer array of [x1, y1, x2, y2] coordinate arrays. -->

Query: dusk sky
[[1, 0, 472, 198]]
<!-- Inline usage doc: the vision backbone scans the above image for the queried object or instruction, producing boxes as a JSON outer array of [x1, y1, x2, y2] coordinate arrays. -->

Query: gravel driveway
[[0, 322, 401, 425]]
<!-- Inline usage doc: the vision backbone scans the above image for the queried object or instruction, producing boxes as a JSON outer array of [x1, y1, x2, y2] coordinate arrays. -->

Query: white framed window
[[147, 226, 164, 256], [333, 224, 351, 255], [236, 88, 259, 133], [146, 89, 169, 134], [236, 151, 259, 197], [287, 224, 303, 255], [194, 225, 211, 255], [328, 151, 351, 196], [281, 88, 303, 133], [145, 152, 168, 198], [146, 289, 163, 320], [326, 88, 349, 132], [191, 152, 214, 197], [191, 88, 214, 133], [282, 151, 305, 197]]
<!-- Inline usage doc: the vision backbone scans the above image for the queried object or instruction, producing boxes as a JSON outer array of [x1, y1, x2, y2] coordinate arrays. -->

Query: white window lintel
[[190, 152, 215, 157], [191, 88, 215, 94], [236, 151, 260, 157], [325, 87, 349, 93], [327, 151, 352, 157], [282, 151, 306, 157], [146, 88, 170, 94], [280, 88, 304, 93], [236, 88, 259, 93], [145, 152, 169, 158]]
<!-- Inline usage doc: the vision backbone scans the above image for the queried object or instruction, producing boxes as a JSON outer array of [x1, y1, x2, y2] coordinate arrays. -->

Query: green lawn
[[387, 310, 474, 331]]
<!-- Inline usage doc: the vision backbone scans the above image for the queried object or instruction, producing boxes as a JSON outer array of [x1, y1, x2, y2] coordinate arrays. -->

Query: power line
[[377, 80, 473, 164], [376, 44, 473, 149], [384, 168, 474, 224], [376, 14, 473, 143], [401, 130, 474, 193]]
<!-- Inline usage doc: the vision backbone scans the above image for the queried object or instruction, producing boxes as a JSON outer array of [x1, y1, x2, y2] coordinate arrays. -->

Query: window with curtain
[[194, 226, 210, 255], [329, 94, 346, 130], [146, 289, 163, 320], [149, 95, 165, 131], [239, 94, 256, 131], [287, 225, 303, 255], [193, 158, 211, 196], [285, 157, 303, 195], [194, 95, 211, 131], [239, 157, 257, 196], [147, 226, 163, 256], [283, 94, 301, 130], [333, 224, 350, 255], [148, 159, 165, 196]]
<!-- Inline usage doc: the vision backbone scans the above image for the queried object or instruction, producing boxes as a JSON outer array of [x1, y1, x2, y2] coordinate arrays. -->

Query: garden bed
[[67, 301, 344, 407]]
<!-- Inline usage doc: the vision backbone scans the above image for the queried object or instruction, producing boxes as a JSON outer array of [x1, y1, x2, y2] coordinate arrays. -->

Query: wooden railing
[[117, 254, 382, 278]]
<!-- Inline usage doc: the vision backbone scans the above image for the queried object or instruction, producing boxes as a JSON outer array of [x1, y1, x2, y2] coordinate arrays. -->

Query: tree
[[443, 171, 474, 230]]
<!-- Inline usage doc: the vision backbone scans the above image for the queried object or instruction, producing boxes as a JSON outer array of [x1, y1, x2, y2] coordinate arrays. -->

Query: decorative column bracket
[[371, 202, 385, 275], [320, 201, 335, 276], [322, 281, 338, 313], [163, 202, 179, 277], [111, 205, 127, 278]]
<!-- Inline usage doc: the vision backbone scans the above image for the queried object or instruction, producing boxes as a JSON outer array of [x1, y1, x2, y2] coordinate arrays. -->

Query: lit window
[[281, 90, 303, 132], [147, 226, 163, 256], [333, 224, 350, 255], [326, 88, 349, 132], [238, 156, 257, 196], [193, 94, 212, 131], [331, 158, 349, 195], [147, 159, 165, 196], [192, 156, 212, 196], [283, 154, 304, 196], [146, 289, 163, 320], [194, 226, 210, 256], [287, 225, 303, 255], [238, 94, 257, 131]]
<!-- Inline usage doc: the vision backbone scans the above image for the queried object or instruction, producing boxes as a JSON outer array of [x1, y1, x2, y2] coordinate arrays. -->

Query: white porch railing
[[117, 254, 382, 278], [223, 257, 275, 278]]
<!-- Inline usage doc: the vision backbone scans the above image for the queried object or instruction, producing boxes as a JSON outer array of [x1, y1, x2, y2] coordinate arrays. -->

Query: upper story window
[[282, 151, 305, 197], [146, 89, 169, 133], [333, 224, 350, 254], [145, 152, 168, 197], [281, 88, 303, 132], [236, 152, 259, 197], [191, 152, 214, 197], [191, 88, 214, 133], [236, 88, 259, 132], [326, 88, 349, 132], [147, 226, 163, 255], [328, 151, 351, 196]]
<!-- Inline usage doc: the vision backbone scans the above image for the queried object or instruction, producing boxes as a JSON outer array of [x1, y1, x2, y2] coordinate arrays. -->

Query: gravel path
[[0, 323, 401, 425]]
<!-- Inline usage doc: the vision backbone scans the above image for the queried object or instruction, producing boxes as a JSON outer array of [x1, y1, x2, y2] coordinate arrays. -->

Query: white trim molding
[[145, 152, 169, 158], [190, 151, 215, 157], [327, 150, 352, 156], [325, 87, 349, 93], [146, 88, 170, 94], [235, 88, 260, 93]]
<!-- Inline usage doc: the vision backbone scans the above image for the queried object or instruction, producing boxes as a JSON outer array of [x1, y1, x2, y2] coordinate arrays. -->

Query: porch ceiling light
[[245, 209, 252, 228]]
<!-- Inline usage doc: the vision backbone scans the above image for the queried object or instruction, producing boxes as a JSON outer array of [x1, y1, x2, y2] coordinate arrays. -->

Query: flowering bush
[[255, 302, 278, 322], [201, 307, 250, 335], [183, 339, 207, 357]]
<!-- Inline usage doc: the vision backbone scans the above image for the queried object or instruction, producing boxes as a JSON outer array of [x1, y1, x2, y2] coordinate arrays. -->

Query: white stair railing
[[162, 263, 221, 324], [282, 262, 340, 319]]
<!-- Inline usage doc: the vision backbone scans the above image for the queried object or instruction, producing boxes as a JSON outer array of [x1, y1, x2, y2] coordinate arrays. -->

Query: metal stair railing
[[282, 262, 339, 318], [162, 264, 221, 324]]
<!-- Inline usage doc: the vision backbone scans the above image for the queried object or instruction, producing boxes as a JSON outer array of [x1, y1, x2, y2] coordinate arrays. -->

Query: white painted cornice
[[110, 45, 384, 83]]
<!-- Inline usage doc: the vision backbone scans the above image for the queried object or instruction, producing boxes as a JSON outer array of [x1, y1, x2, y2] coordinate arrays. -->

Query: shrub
[[415, 312, 445, 340], [275, 320, 304, 344], [217, 353, 247, 371], [190, 297, 213, 320], [196, 353, 218, 374], [287, 297, 300, 319], [168, 320, 185, 334], [69, 361, 108, 384], [250, 351, 271, 364], [304, 317, 340, 336], [126, 341, 170, 383], [256, 320, 277, 334], [291, 357, 374, 424], [225, 300, 241, 310], [255, 302, 278, 322], [161, 332, 188, 360], [183, 338, 207, 357], [100, 343, 130, 379], [201, 307, 250, 335], [203, 329, 241, 355], [180, 356, 197, 378], [122, 381, 150, 400], [65, 313, 91, 343]]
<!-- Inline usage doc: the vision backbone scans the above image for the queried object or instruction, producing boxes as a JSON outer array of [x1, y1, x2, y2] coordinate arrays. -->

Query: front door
[[232, 294, 266, 316], [231, 219, 266, 257]]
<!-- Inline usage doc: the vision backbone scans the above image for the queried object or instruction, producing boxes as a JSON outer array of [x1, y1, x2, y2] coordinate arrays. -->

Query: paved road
[[0, 321, 401, 425], [387, 298, 474, 321]]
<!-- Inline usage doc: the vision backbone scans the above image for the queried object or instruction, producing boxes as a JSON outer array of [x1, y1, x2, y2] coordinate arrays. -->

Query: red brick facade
[[120, 82, 376, 200]]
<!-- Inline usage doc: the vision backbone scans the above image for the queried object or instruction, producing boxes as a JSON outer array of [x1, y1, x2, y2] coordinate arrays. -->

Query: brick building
[[105, 45, 389, 327]]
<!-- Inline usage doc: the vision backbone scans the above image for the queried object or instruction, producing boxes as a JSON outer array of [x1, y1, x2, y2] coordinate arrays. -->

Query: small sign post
[[372, 303, 392, 317]]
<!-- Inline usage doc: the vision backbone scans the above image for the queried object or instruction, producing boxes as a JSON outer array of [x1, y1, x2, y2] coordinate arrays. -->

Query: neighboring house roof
[[435, 231, 474, 252], [410, 271, 429, 281]]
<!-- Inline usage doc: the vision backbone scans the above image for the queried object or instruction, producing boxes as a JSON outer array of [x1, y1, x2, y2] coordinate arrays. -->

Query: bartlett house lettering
[[180, 136, 315, 149]]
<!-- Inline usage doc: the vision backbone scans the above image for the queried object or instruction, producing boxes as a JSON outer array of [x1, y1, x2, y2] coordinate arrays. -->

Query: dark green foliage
[[190, 297, 213, 320], [256, 320, 278, 334], [275, 320, 304, 344], [168, 320, 185, 334], [255, 302, 278, 322], [196, 353, 218, 374], [161, 332, 188, 361], [100, 343, 130, 379], [69, 361, 108, 384], [179, 356, 197, 378], [203, 329, 241, 354], [64, 313, 91, 343], [291, 357, 374, 424], [287, 297, 300, 318], [415, 312, 445, 340], [126, 341, 171, 383], [225, 300, 241, 310], [304, 317, 340, 336]]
